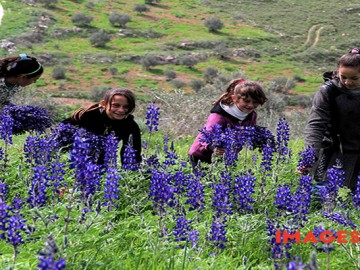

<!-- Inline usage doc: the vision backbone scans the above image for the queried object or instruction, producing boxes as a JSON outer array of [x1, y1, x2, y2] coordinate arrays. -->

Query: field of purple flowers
[[0, 104, 360, 270]]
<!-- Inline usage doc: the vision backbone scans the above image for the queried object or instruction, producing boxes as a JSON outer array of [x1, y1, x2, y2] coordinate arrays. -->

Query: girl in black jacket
[[305, 48, 360, 190], [64, 88, 142, 164]]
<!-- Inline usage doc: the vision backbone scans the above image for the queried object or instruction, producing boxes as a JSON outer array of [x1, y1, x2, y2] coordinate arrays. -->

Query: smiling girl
[[188, 79, 267, 166], [305, 48, 360, 191], [64, 88, 142, 164]]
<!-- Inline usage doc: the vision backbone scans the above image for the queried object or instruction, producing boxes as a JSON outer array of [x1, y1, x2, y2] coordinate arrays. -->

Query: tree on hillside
[[36, 0, 58, 8], [71, 13, 93, 27], [204, 16, 224, 32], [133, 4, 150, 14], [108, 12, 131, 28], [89, 30, 111, 48]]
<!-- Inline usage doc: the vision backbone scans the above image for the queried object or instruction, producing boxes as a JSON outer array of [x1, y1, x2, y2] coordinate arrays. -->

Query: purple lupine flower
[[0, 147, 3, 161], [0, 182, 8, 202], [297, 147, 316, 173], [199, 124, 227, 148], [253, 125, 275, 149], [319, 164, 345, 203], [292, 175, 312, 225], [173, 171, 187, 194], [174, 217, 192, 242], [312, 224, 336, 253], [286, 258, 306, 270], [274, 185, 293, 213], [0, 107, 14, 144], [48, 161, 65, 192], [38, 234, 66, 270], [266, 219, 293, 270], [6, 215, 26, 248], [103, 133, 119, 172], [145, 103, 160, 133], [260, 143, 275, 172], [104, 169, 121, 205], [149, 169, 175, 215], [47, 123, 76, 150], [0, 105, 52, 135], [27, 166, 48, 208], [83, 163, 102, 199], [185, 174, 205, 211], [0, 201, 9, 240], [212, 182, 233, 217], [233, 171, 256, 212], [162, 138, 178, 166], [24, 136, 54, 167], [122, 145, 140, 171], [188, 230, 200, 248], [10, 194, 24, 212], [122, 134, 139, 171], [322, 211, 357, 229], [276, 117, 290, 158], [209, 216, 227, 250], [353, 175, 360, 208]]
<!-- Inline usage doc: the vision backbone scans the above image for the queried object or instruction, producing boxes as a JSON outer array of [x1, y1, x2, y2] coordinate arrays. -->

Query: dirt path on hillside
[[304, 24, 324, 48]]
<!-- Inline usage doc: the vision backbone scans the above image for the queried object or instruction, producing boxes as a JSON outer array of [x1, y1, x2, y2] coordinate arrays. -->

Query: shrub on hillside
[[203, 67, 219, 83], [36, 0, 58, 8], [164, 69, 176, 81], [133, 4, 150, 14], [108, 12, 131, 28], [52, 67, 66, 80], [88, 86, 111, 101], [145, 0, 161, 4], [268, 77, 296, 94], [177, 55, 199, 68], [71, 13, 93, 27], [204, 16, 224, 32], [171, 80, 185, 89], [140, 54, 161, 70], [89, 30, 111, 48], [190, 79, 205, 92]]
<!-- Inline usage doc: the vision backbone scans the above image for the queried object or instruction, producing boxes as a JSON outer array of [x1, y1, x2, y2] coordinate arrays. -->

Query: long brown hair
[[71, 88, 136, 121], [213, 79, 267, 106]]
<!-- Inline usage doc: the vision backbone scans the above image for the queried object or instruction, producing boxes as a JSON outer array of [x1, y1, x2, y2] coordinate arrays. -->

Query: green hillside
[[2, 0, 357, 100]]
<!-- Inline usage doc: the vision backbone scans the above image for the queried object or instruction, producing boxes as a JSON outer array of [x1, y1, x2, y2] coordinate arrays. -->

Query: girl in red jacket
[[189, 79, 267, 166]]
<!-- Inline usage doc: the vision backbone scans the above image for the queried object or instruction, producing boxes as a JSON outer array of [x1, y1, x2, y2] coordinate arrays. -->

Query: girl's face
[[231, 94, 259, 113], [338, 66, 360, 90], [102, 95, 130, 120]]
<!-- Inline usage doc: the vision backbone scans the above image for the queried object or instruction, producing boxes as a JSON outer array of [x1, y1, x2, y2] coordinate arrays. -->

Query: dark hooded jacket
[[304, 71, 360, 190]]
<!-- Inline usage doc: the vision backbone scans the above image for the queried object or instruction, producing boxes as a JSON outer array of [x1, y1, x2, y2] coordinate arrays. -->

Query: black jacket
[[63, 106, 142, 164]]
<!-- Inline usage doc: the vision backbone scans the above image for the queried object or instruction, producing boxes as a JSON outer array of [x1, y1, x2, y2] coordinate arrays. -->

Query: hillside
[[0, 0, 359, 138], [2, 0, 358, 100]]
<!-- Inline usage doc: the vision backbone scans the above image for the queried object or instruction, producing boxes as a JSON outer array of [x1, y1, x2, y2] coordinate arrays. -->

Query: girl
[[0, 54, 44, 110], [189, 79, 268, 166], [305, 48, 360, 191], [64, 88, 142, 164]]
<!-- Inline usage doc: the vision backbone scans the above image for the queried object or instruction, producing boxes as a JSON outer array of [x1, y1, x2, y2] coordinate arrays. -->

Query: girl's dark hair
[[337, 48, 360, 70], [0, 54, 44, 78], [71, 88, 136, 121], [213, 79, 267, 106], [103, 88, 136, 114]]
